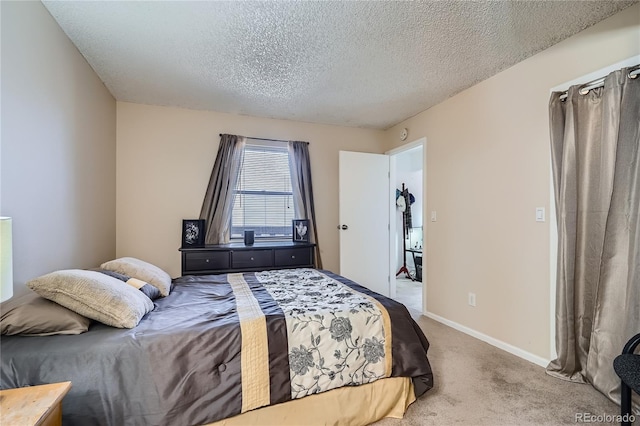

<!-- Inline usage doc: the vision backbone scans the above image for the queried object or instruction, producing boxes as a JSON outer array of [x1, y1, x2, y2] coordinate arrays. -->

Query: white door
[[339, 151, 390, 296]]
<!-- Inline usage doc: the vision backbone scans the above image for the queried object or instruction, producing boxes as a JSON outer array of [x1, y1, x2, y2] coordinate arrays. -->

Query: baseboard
[[424, 311, 550, 368]]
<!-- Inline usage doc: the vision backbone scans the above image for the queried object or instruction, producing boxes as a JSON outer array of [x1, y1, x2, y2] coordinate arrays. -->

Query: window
[[230, 143, 294, 240]]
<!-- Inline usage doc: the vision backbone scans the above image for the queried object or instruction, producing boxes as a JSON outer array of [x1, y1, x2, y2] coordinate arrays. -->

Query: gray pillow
[[100, 257, 171, 297], [94, 269, 162, 300], [26, 269, 154, 329], [1, 291, 91, 336]]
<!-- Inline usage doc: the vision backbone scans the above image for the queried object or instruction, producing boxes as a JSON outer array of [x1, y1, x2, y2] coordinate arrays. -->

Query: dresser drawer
[[184, 251, 230, 272], [180, 243, 316, 275], [275, 247, 312, 267], [232, 250, 273, 269]]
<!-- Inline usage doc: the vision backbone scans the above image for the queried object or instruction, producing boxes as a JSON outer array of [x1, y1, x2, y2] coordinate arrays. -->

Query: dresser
[[0, 381, 71, 426], [179, 242, 315, 276]]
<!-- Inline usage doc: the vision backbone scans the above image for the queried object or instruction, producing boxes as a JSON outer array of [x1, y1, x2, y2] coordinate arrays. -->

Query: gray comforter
[[0, 269, 433, 425]]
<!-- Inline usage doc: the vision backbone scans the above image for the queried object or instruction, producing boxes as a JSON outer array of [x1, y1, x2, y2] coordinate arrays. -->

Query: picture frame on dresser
[[182, 219, 205, 248], [292, 219, 310, 242]]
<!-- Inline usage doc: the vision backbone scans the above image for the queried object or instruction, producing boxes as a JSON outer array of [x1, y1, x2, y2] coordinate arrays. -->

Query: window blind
[[230, 144, 294, 239]]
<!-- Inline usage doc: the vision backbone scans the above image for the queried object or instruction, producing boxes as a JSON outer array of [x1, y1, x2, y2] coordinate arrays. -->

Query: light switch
[[431, 211, 437, 222], [536, 207, 545, 222]]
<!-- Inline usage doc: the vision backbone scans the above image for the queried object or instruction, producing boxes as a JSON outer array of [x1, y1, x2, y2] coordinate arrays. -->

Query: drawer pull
[[250, 257, 254, 261], [291, 255, 296, 259], [206, 259, 209, 263]]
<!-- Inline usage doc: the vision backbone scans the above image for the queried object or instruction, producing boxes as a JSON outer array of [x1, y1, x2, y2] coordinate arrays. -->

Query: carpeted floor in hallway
[[394, 278, 422, 312]]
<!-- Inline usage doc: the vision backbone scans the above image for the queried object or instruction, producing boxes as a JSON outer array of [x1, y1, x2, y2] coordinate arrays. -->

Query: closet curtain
[[547, 67, 640, 409], [288, 141, 323, 268], [200, 134, 246, 244]]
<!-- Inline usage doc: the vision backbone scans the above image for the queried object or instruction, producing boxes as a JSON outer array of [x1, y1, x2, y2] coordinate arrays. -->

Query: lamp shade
[[0, 217, 13, 302]]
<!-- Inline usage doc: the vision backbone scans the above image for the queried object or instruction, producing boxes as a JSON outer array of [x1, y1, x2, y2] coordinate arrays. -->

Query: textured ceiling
[[42, 1, 636, 130]]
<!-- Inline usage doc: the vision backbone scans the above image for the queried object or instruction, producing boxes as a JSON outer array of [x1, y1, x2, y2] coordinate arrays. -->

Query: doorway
[[388, 139, 425, 313]]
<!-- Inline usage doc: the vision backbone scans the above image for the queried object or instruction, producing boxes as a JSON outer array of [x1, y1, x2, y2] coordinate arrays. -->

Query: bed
[[1, 268, 433, 425]]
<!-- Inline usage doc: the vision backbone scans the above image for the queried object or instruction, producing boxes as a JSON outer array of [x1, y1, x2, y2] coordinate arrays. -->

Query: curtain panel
[[547, 67, 640, 411], [288, 141, 323, 268], [200, 134, 246, 244]]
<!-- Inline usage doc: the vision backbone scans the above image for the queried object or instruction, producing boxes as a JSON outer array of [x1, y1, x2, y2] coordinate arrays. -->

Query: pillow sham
[[1, 291, 91, 336], [95, 269, 161, 300], [100, 257, 171, 297], [26, 269, 154, 329]]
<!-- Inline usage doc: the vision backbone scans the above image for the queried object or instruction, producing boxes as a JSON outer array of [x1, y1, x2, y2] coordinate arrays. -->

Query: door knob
[[341, 224, 348, 230]]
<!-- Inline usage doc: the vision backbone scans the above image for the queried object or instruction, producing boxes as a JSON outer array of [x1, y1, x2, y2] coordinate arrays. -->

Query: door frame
[[386, 137, 427, 313]]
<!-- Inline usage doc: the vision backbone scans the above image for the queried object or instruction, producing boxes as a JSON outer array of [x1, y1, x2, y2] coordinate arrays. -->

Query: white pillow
[[27, 269, 154, 329], [100, 257, 172, 297]]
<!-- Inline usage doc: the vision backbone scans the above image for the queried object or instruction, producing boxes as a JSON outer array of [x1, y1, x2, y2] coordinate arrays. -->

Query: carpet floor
[[373, 310, 631, 425]]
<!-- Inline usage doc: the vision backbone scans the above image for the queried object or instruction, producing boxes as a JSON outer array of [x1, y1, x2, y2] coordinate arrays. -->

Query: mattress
[[0, 268, 433, 425]]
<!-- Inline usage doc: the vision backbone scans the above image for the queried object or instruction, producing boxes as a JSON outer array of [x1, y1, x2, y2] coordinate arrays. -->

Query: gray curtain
[[288, 141, 323, 268], [200, 134, 246, 244], [547, 67, 640, 411]]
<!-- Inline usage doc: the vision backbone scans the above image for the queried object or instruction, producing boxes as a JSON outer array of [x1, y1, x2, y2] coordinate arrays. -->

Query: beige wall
[[384, 4, 640, 360], [116, 102, 386, 278], [1, 1, 116, 296]]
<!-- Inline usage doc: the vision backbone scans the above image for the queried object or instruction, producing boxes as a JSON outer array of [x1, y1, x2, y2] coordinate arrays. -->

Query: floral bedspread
[[255, 268, 390, 398]]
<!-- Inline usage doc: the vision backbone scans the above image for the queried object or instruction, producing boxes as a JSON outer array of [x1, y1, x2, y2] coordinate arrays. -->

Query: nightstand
[[0, 381, 71, 426]]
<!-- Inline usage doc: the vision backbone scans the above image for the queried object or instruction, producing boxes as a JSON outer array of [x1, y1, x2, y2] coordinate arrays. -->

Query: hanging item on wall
[[399, 185, 413, 232], [182, 219, 205, 248], [396, 183, 414, 280], [396, 191, 406, 212]]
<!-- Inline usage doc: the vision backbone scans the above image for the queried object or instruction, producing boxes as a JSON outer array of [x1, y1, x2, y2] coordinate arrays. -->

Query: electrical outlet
[[468, 292, 476, 307]]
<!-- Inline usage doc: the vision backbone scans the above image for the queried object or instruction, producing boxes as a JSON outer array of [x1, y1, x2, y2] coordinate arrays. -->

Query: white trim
[[245, 138, 288, 149], [549, 158, 557, 361], [551, 55, 640, 92], [421, 142, 427, 316], [389, 157, 397, 299], [385, 138, 425, 156], [425, 311, 550, 368]]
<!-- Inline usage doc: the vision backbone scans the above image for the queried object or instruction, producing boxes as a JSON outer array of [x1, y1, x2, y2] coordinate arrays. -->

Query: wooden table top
[[0, 382, 72, 426]]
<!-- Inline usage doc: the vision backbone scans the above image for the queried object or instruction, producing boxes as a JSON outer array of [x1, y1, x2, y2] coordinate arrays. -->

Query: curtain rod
[[559, 64, 639, 101], [219, 134, 309, 144]]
